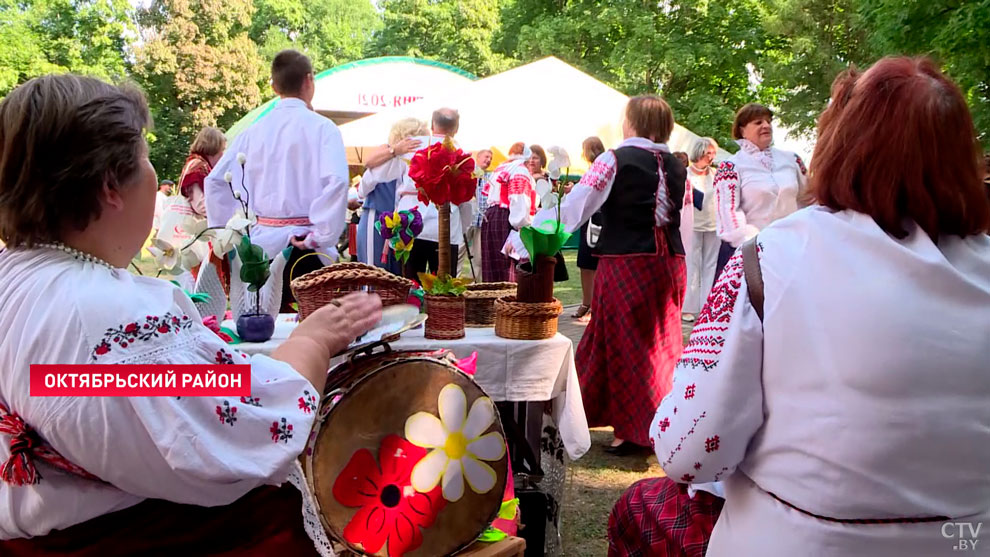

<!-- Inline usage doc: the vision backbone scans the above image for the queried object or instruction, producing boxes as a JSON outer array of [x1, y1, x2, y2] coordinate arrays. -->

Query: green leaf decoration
[[520, 219, 571, 259], [236, 236, 271, 289]]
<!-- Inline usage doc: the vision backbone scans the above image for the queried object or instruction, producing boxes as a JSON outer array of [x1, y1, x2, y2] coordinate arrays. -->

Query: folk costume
[[481, 156, 536, 282], [629, 206, 990, 556], [356, 157, 405, 275], [533, 137, 687, 447], [178, 153, 229, 294], [712, 139, 807, 282], [204, 97, 350, 310], [683, 164, 719, 315], [0, 247, 332, 555]]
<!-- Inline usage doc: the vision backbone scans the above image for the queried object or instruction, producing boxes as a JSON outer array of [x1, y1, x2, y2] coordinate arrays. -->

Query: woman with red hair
[[609, 57, 990, 556]]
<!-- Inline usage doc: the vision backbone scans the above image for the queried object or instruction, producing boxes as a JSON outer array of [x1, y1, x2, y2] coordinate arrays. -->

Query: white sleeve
[[714, 161, 759, 247], [651, 251, 764, 484], [507, 175, 534, 230], [358, 158, 406, 199], [46, 321, 317, 506], [303, 124, 350, 250], [204, 136, 246, 229], [532, 150, 616, 234]]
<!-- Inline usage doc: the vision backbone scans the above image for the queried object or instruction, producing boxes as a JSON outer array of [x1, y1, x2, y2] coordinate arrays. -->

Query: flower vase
[[515, 255, 556, 303], [236, 312, 275, 342], [424, 294, 465, 340]]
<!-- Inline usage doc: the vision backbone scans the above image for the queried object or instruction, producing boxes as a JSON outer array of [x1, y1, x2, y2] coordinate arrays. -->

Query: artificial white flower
[[405, 384, 505, 502], [547, 146, 571, 180], [224, 171, 233, 183], [227, 208, 256, 235], [236, 152, 247, 165], [181, 217, 208, 238], [209, 228, 241, 258], [147, 238, 181, 274], [180, 244, 204, 270], [233, 190, 241, 200]]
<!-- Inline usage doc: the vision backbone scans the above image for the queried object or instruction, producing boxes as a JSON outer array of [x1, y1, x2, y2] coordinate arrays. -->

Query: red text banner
[[30, 365, 251, 397]]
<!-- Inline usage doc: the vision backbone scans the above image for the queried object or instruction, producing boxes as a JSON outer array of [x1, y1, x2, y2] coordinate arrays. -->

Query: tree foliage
[[499, 0, 769, 150], [0, 0, 133, 96], [368, 0, 513, 77], [134, 0, 266, 180], [249, 0, 380, 72]]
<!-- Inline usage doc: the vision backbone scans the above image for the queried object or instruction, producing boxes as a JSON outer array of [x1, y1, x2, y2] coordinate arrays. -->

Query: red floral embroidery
[[694, 462, 702, 471], [91, 313, 193, 361], [333, 434, 446, 557], [679, 253, 744, 372], [298, 390, 317, 414], [657, 417, 670, 433], [684, 384, 696, 399], [270, 417, 293, 443], [681, 474, 695, 482], [216, 401, 237, 426], [795, 154, 807, 175], [216, 350, 236, 365], [240, 396, 262, 407], [705, 436, 720, 453]]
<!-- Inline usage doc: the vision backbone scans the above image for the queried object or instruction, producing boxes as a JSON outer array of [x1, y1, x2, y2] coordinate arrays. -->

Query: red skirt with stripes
[[576, 231, 686, 446], [608, 477, 723, 557], [481, 206, 513, 282]]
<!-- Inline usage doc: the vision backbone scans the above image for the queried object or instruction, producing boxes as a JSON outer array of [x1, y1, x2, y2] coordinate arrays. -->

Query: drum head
[[309, 356, 509, 557]]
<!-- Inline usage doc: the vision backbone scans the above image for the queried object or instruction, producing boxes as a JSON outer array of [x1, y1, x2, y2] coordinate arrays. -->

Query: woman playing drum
[[0, 74, 382, 554]]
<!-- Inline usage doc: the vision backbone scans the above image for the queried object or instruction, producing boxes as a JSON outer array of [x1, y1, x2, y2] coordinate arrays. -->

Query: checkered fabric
[[608, 477, 723, 557], [481, 205, 513, 282], [576, 231, 686, 446]]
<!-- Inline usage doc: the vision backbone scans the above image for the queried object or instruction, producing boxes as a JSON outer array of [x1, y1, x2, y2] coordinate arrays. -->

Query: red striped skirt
[[608, 477, 723, 557], [576, 232, 686, 446]]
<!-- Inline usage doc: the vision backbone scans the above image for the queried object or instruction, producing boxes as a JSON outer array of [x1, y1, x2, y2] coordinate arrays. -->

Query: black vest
[[596, 147, 686, 257]]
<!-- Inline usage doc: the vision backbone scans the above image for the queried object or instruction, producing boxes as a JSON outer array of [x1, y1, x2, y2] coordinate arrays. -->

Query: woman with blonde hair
[[356, 117, 429, 274]]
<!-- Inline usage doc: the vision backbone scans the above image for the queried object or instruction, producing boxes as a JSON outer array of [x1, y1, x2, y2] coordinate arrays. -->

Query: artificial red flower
[[408, 138, 476, 207], [333, 434, 446, 557]]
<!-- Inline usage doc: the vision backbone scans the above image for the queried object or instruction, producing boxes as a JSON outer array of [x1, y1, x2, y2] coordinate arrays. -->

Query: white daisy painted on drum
[[405, 384, 505, 503]]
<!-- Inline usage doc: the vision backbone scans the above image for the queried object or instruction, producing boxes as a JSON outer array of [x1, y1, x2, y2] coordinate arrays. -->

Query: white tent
[[339, 57, 729, 172]]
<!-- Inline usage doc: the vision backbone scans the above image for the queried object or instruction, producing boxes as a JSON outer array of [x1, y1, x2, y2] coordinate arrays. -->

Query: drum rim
[[303, 350, 508, 557]]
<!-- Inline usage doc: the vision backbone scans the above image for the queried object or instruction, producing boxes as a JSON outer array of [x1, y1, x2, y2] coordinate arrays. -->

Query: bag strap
[[741, 237, 765, 322]]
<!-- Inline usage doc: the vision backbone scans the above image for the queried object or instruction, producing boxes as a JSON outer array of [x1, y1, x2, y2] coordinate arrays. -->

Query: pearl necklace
[[36, 242, 115, 270]]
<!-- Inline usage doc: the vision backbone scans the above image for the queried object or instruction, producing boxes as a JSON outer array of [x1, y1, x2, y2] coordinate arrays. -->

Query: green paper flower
[[520, 219, 571, 259]]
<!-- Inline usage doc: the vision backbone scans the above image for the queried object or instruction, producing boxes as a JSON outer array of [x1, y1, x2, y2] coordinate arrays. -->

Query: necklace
[[36, 242, 115, 270]]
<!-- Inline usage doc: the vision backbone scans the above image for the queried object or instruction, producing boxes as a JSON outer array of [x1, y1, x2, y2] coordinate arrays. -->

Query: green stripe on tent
[[225, 57, 477, 141]]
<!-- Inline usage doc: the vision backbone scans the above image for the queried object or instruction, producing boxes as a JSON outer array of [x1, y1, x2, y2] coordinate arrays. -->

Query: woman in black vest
[[531, 96, 687, 454]]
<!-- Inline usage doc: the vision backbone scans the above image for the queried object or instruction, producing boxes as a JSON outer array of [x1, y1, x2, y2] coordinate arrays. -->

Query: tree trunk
[[437, 201, 451, 278]]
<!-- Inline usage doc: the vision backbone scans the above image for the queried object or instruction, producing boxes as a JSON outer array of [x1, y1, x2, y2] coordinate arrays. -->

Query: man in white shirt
[[388, 108, 473, 279], [152, 180, 173, 235], [205, 50, 349, 311]]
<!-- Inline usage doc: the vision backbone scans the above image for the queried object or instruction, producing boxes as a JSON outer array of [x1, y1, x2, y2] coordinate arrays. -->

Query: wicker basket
[[290, 262, 414, 321], [463, 282, 517, 328], [424, 294, 465, 340], [494, 296, 563, 340]]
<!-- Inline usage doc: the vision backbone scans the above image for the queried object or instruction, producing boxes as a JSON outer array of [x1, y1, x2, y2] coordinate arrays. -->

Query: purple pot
[[236, 313, 275, 342]]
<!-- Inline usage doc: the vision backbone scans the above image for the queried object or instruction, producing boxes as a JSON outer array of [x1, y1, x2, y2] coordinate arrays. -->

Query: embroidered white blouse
[[0, 248, 319, 540], [651, 206, 990, 555], [714, 139, 808, 247], [204, 98, 350, 259]]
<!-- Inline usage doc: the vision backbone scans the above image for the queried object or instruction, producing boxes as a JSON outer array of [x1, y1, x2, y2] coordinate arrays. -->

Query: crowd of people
[[0, 43, 988, 557]]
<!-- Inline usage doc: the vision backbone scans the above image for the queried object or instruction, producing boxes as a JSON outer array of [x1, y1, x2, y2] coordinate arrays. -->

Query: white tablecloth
[[224, 315, 591, 460]]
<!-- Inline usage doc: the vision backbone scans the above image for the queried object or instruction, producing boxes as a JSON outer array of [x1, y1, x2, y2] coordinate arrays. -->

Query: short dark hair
[[811, 56, 989, 240], [271, 50, 313, 96], [732, 103, 773, 140], [432, 108, 459, 135], [625, 95, 674, 143], [0, 74, 151, 247], [673, 152, 690, 167]]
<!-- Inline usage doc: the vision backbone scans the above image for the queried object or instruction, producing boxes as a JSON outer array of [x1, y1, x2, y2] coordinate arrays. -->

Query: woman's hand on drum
[[272, 292, 383, 392]]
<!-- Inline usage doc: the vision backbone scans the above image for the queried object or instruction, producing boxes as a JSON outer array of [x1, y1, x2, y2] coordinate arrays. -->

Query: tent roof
[[226, 57, 477, 140], [338, 56, 729, 172]]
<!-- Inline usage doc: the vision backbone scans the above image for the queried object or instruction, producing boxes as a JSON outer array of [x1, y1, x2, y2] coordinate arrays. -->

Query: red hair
[[811, 56, 989, 240]]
